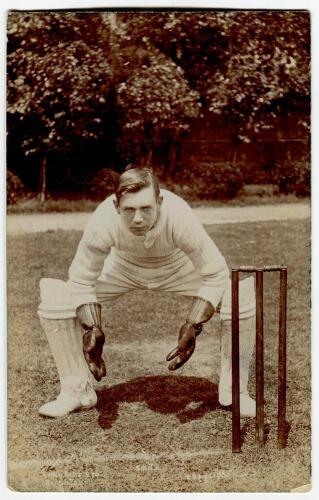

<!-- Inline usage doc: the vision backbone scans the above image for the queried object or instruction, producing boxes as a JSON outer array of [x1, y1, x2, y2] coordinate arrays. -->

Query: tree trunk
[[144, 142, 153, 166], [165, 140, 179, 180], [232, 144, 238, 168], [108, 13, 117, 81], [141, 124, 153, 166], [230, 130, 239, 168], [39, 156, 47, 204]]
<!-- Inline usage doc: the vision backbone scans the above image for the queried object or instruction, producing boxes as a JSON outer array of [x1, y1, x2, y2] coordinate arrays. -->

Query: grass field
[[7, 219, 311, 492]]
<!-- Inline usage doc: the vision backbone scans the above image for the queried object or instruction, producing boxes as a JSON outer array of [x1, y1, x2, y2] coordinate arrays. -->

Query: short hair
[[115, 164, 160, 204]]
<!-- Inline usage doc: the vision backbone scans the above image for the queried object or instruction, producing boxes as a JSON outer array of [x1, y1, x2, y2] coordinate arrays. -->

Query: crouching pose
[[38, 165, 256, 418]]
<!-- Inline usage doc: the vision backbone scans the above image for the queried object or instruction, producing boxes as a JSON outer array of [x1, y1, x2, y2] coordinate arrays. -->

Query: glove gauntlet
[[76, 303, 106, 381], [166, 297, 215, 370]]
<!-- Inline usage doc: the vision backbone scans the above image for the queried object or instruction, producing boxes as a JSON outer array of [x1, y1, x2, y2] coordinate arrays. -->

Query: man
[[38, 165, 256, 418]]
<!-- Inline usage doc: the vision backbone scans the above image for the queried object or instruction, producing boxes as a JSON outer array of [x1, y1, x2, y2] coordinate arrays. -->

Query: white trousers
[[97, 251, 204, 301], [39, 250, 256, 320], [39, 251, 207, 318]]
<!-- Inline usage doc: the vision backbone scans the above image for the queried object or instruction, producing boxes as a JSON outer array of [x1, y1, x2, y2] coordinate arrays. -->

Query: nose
[[133, 210, 143, 224]]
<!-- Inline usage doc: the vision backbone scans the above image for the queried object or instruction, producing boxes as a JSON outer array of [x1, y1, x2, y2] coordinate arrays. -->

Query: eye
[[124, 207, 134, 213]]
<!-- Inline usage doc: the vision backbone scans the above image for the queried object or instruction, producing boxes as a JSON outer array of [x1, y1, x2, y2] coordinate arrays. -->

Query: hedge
[[171, 162, 245, 200]]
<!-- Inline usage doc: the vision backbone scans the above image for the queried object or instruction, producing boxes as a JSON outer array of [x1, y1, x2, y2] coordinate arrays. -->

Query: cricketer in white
[[38, 166, 256, 418]]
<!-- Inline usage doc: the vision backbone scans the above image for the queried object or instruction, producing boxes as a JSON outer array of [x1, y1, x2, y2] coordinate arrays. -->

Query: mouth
[[131, 226, 147, 234]]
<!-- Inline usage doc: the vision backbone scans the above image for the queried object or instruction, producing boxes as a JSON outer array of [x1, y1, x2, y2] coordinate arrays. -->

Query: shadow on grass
[[96, 375, 221, 430]]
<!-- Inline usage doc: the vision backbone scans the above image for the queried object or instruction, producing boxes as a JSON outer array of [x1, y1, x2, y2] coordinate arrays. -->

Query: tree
[[7, 12, 114, 199], [103, 13, 201, 173], [7, 10, 310, 189], [204, 11, 310, 141], [116, 50, 200, 169], [119, 11, 310, 144]]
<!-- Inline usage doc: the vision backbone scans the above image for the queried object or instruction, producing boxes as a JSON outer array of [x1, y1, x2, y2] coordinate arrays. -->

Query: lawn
[[7, 219, 311, 492]]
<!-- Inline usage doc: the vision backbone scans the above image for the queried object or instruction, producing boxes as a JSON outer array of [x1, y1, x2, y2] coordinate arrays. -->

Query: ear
[[113, 198, 120, 214]]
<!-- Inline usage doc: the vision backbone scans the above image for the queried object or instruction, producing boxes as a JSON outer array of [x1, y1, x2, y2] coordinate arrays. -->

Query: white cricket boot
[[38, 317, 97, 418], [218, 277, 256, 417]]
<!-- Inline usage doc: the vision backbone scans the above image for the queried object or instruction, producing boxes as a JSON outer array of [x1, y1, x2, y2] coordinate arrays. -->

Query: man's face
[[115, 185, 162, 236]]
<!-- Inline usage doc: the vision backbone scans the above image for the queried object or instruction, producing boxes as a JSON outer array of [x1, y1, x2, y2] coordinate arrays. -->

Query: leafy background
[[7, 10, 310, 203]]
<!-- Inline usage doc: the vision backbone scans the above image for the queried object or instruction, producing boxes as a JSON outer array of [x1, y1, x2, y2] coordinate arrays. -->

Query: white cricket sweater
[[68, 189, 229, 308]]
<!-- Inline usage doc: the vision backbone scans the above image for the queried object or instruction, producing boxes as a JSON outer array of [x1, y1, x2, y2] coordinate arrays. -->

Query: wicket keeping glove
[[76, 303, 106, 382], [166, 297, 215, 370]]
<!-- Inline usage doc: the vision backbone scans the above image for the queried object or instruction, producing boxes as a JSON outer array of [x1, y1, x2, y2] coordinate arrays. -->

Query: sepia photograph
[[5, 3, 312, 494]]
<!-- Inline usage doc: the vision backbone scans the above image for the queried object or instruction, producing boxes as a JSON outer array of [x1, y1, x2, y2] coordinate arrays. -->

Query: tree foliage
[[118, 11, 310, 142], [103, 13, 201, 138], [7, 9, 310, 193], [117, 52, 200, 134], [7, 12, 113, 157], [206, 11, 310, 140]]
